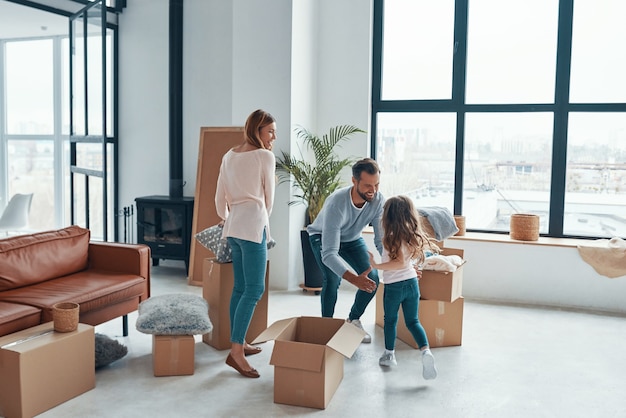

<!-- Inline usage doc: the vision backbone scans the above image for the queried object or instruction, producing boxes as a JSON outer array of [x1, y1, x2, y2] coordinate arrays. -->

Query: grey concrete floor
[[39, 260, 626, 418]]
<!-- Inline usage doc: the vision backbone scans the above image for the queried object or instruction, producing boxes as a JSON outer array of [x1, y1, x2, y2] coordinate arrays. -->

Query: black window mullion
[[453, 0, 468, 215], [549, 0, 575, 237], [370, 0, 384, 160]]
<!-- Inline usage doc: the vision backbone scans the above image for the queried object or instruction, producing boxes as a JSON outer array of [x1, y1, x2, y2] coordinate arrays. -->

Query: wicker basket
[[510, 214, 539, 241], [52, 302, 80, 332], [454, 215, 466, 236]]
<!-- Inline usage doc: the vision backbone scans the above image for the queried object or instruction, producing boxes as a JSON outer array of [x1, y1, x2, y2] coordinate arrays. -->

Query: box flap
[[251, 317, 298, 344], [269, 340, 326, 372], [441, 246, 464, 259], [327, 322, 366, 358]]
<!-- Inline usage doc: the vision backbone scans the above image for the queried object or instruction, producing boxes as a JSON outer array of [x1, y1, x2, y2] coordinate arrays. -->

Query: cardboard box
[[0, 323, 95, 418], [376, 283, 464, 348], [202, 258, 269, 350], [252, 316, 365, 409], [152, 335, 195, 376], [420, 246, 465, 302]]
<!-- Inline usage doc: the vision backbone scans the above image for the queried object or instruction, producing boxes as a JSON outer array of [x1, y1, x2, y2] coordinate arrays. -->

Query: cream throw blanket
[[577, 237, 626, 278]]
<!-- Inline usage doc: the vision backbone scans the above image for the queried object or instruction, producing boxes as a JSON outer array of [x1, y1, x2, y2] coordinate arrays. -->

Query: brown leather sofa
[[0, 225, 150, 337]]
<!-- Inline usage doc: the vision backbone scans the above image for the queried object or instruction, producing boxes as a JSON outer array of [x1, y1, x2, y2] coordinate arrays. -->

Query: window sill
[[363, 226, 595, 249], [447, 232, 594, 248]]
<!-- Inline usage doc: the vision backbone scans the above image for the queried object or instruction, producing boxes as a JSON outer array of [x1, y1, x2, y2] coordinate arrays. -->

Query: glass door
[[69, 0, 111, 240]]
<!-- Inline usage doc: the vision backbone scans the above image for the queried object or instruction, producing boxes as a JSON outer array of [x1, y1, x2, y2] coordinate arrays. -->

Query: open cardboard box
[[202, 258, 269, 350], [420, 246, 466, 302], [0, 323, 95, 418], [252, 316, 365, 409]]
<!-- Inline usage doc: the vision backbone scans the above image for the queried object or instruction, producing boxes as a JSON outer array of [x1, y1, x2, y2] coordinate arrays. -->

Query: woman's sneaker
[[346, 319, 372, 343], [379, 352, 397, 367], [421, 350, 438, 380]]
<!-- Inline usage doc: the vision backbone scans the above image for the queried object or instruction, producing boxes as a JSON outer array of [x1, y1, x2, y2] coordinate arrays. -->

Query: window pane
[[72, 19, 86, 136], [466, 0, 558, 104], [89, 175, 104, 240], [376, 112, 457, 210], [62, 38, 70, 135], [463, 113, 553, 232], [106, 29, 114, 136], [381, 0, 455, 100], [564, 113, 626, 237], [7, 139, 55, 231], [86, 20, 104, 135], [5, 40, 54, 134], [570, 0, 626, 103], [76, 142, 103, 171]]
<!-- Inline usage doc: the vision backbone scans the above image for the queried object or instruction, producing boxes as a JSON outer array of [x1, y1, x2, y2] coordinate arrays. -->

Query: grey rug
[[95, 333, 128, 368]]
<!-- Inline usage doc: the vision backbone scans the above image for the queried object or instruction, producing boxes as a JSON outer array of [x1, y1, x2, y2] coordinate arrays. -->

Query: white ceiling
[[0, 1, 69, 39]]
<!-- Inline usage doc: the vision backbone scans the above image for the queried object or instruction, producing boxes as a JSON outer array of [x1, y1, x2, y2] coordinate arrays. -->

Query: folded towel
[[417, 206, 459, 241], [422, 254, 464, 272], [577, 237, 626, 278]]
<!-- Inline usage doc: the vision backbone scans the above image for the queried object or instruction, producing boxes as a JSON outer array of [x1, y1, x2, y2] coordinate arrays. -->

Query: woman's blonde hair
[[381, 195, 440, 264], [244, 109, 276, 149]]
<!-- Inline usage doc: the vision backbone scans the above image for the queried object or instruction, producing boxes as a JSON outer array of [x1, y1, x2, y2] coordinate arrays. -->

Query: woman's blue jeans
[[227, 232, 266, 344], [383, 278, 429, 350], [309, 234, 379, 319]]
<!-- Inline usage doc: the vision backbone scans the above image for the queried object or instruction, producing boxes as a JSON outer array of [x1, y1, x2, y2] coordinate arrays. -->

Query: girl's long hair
[[381, 195, 440, 264]]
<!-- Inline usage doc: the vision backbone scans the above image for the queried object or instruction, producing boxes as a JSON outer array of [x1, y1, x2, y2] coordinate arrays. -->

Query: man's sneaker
[[379, 352, 397, 367], [346, 319, 372, 343], [421, 350, 438, 380]]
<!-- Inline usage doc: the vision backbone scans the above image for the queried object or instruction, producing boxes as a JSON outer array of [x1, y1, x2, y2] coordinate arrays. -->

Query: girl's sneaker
[[421, 350, 438, 380], [379, 352, 397, 366]]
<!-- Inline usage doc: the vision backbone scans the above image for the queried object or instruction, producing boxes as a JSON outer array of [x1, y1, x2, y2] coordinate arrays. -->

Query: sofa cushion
[[0, 270, 147, 322], [0, 226, 90, 291], [0, 301, 41, 337]]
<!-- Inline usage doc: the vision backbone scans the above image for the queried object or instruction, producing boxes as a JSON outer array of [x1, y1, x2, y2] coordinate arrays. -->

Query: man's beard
[[357, 187, 375, 203]]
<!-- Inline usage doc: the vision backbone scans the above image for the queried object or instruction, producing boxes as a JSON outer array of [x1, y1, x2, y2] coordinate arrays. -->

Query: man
[[306, 158, 384, 343]]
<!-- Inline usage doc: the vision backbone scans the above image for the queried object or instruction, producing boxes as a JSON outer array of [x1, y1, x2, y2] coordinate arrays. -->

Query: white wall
[[115, 0, 625, 314], [117, 0, 372, 291], [450, 238, 626, 314]]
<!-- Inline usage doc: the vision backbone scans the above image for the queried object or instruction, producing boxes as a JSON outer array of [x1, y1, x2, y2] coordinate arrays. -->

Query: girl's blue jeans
[[309, 234, 379, 319], [383, 278, 429, 350], [227, 231, 266, 344]]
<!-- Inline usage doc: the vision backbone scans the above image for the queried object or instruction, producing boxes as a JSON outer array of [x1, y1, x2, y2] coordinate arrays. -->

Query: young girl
[[368, 195, 440, 380]]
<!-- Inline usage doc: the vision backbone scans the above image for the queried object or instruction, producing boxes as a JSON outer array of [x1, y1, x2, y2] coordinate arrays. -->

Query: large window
[[1, 3, 119, 239], [372, 0, 626, 238]]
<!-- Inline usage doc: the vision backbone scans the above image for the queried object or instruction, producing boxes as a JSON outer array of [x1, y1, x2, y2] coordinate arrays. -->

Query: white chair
[[0, 193, 34, 236]]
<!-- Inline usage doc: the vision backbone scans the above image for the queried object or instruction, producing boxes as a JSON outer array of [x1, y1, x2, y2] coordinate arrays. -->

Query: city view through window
[[374, 0, 626, 238]]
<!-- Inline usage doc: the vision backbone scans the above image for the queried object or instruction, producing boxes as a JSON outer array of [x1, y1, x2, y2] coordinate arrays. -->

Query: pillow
[[135, 294, 213, 335], [195, 224, 232, 263], [95, 333, 128, 368]]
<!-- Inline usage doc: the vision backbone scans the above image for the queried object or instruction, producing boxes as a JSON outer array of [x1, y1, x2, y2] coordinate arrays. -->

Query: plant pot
[[52, 302, 80, 332], [300, 229, 324, 289]]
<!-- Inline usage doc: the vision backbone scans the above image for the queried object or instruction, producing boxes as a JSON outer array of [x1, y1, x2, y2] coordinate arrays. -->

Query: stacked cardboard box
[[376, 246, 466, 348], [202, 258, 269, 350]]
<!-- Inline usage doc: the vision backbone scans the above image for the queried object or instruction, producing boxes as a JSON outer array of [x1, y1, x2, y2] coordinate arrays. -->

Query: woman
[[215, 109, 276, 378]]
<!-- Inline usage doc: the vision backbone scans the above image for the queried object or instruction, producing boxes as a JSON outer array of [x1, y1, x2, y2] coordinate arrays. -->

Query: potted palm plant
[[276, 124, 365, 289]]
